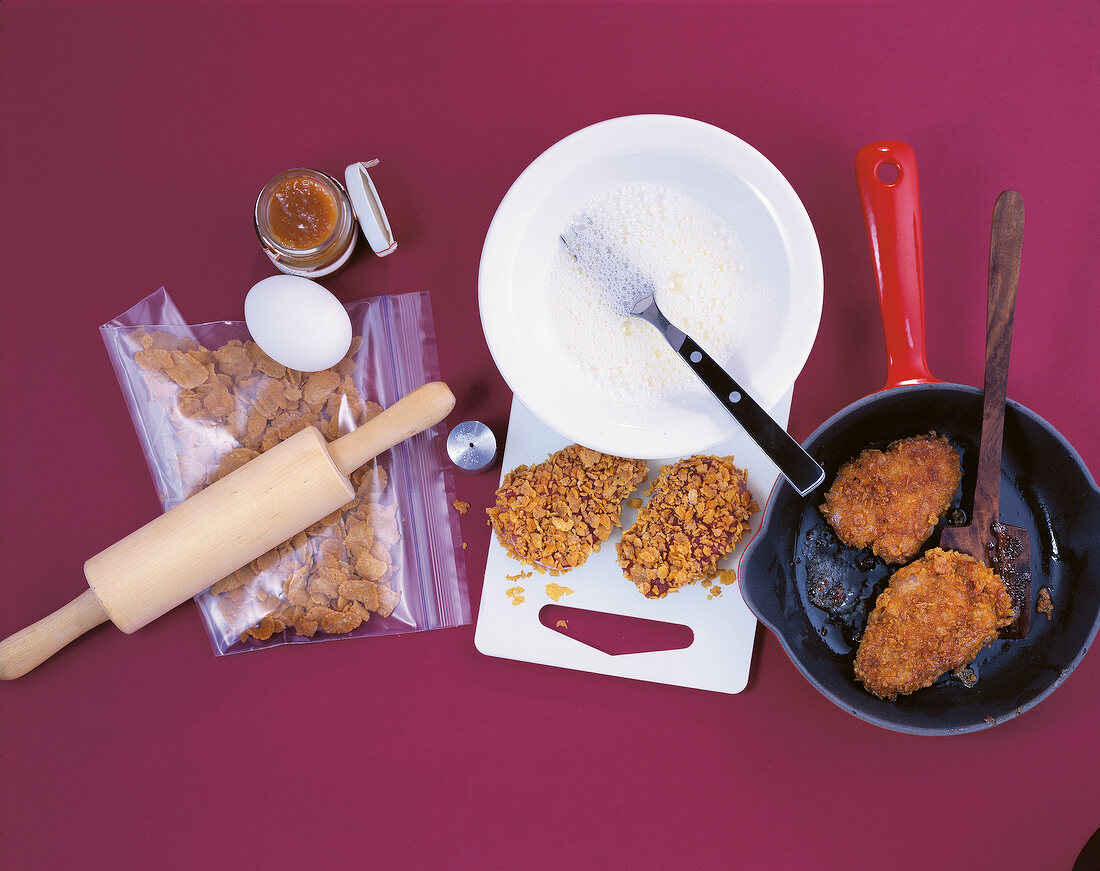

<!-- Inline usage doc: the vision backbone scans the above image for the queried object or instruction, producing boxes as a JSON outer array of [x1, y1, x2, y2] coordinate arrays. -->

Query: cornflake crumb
[[627, 498, 643, 509], [505, 586, 525, 606], [487, 444, 648, 575], [452, 499, 470, 515], [555, 619, 568, 628], [545, 583, 574, 602], [462, 542, 468, 550], [1037, 586, 1053, 620], [718, 569, 737, 586], [506, 570, 533, 582]]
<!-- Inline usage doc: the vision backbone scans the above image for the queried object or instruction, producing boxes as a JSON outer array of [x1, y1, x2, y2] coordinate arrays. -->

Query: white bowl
[[478, 114, 823, 459]]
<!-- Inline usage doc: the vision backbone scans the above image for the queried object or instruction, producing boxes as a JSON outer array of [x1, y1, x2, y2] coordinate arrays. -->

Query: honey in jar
[[266, 175, 340, 250], [254, 169, 357, 277]]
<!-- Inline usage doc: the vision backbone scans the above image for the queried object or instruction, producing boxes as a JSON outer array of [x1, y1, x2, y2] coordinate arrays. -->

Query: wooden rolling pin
[[0, 381, 455, 680]]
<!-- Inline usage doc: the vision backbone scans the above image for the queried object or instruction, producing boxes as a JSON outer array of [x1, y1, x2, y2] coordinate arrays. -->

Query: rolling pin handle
[[0, 588, 110, 680], [328, 381, 456, 476]]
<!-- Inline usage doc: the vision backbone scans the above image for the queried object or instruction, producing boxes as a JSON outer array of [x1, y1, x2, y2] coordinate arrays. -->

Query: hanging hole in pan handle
[[876, 160, 901, 185]]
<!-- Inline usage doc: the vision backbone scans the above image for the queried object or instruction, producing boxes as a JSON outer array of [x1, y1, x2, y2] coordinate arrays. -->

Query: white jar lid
[[344, 160, 397, 256]]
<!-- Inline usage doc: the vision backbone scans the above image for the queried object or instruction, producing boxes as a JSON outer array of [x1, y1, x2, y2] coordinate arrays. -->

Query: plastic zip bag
[[100, 288, 470, 654]]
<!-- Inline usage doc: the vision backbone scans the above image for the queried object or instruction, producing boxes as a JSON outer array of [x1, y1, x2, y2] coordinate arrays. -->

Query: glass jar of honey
[[254, 168, 357, 277]]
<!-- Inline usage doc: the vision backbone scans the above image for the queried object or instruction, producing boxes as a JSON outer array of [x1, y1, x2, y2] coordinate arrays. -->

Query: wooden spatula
[[940, 190, 1031, 637]]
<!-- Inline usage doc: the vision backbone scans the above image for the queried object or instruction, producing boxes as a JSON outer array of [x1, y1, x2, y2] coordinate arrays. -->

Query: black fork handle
[[674, 332, 824, 496]]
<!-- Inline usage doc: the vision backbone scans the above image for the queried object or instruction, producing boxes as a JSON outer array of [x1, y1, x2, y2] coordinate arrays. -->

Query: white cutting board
[[474, 389, 793, 694]]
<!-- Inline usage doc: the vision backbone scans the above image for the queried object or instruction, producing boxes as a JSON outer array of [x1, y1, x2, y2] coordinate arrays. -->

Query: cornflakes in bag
[[100, 288, 470, 654]]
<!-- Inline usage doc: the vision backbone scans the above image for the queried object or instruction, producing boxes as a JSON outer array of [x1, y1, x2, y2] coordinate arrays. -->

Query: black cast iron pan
[[737, 142, 1100, 735]]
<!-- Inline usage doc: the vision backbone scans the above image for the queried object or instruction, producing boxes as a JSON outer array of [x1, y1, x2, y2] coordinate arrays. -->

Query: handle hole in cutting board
[[539, 605, 694, 656]]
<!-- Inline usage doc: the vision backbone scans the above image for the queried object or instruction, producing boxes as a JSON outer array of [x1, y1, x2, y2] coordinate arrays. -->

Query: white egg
[[244, 275, 353, 372]]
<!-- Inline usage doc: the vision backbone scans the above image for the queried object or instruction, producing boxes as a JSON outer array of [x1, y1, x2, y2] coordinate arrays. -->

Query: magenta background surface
[[1, 3, 1096, 869]]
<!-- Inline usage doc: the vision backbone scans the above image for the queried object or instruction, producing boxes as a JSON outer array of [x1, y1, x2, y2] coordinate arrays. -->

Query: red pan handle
[[855, 141, 940, 388]]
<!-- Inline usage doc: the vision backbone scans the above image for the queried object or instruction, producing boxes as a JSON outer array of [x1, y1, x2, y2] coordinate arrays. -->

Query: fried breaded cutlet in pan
[[854, 548, 1015, 699], [617, 455, 758, 599], [819, 432, 962, 565], [488, 444, 648, 575]]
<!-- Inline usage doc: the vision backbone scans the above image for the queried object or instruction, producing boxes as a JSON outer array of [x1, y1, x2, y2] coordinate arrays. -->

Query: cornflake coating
[[130, 329, 404, 645], [820, 433, 962, 565], [488, 445, 648, 575], [854, 548, 1014, 699], [617, 456, 758, 599]]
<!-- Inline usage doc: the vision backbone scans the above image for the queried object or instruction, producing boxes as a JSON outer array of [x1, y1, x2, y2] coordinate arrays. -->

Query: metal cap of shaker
[[447, 421, 497, 474]]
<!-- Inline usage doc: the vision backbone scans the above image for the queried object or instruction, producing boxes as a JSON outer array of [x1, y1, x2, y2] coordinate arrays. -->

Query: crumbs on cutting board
[[545, 583, 574, 601], [556, 619, 568, 628], [710, 569, 739, 599], [504, 569, 532, 606], [452, 499, 470, 515], [701, 569, 737, 601]]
